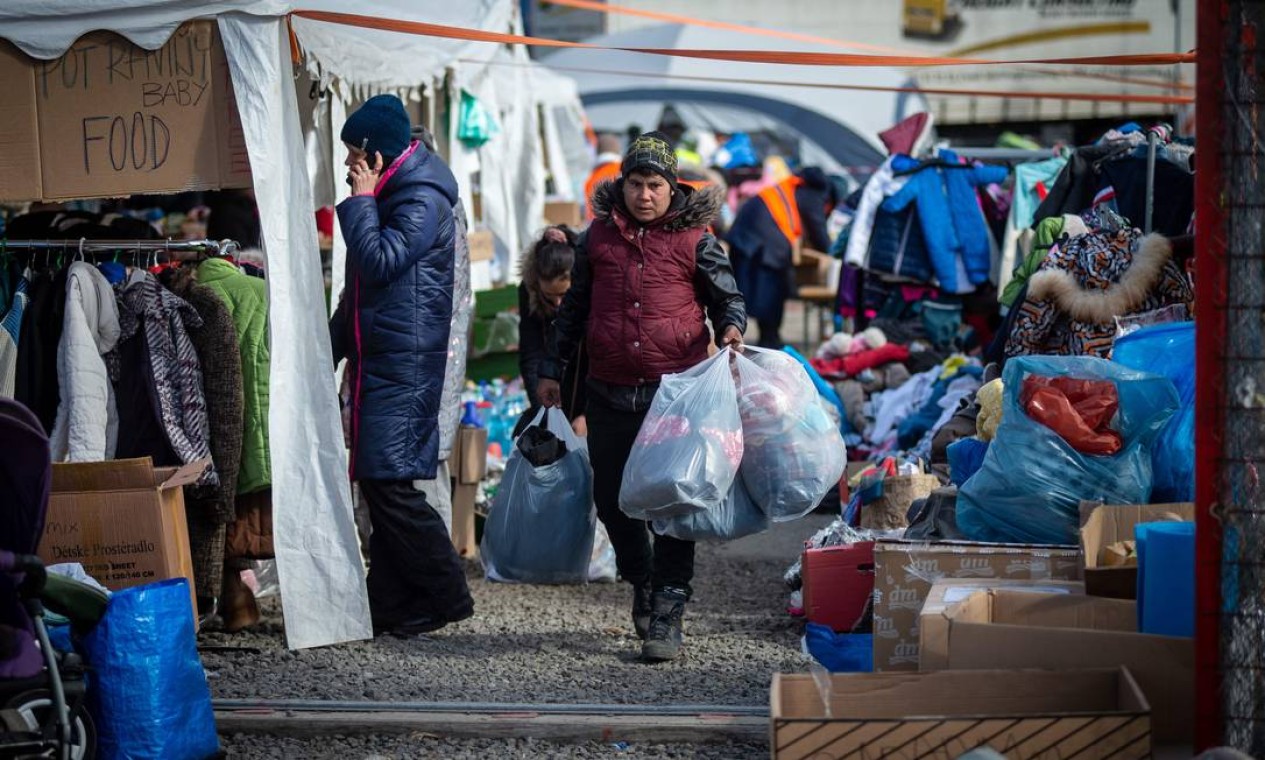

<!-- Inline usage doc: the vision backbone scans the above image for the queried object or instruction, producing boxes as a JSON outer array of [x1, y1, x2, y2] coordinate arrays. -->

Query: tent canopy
[[545, 23, 928, 174]]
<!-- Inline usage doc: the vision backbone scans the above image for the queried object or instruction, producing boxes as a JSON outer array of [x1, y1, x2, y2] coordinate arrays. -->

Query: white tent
[[545, 24, 930, 174], [292, 2, 588, 287], [0, 0, 366, 650]]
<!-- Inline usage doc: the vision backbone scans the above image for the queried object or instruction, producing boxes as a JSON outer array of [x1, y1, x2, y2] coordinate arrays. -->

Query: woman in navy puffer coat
[[330, 94, 473, 636]]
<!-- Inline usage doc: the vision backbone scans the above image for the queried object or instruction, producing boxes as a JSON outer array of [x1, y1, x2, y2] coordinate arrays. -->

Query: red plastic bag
[[1021, 376, 1123, 455]]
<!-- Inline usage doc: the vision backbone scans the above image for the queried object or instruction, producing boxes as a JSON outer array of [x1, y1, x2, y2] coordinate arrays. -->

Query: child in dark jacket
[[515, 226, 588, 439]]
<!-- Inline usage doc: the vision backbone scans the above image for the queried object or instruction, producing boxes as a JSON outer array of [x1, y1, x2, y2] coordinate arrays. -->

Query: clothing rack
[[0, 238, 240, 258]]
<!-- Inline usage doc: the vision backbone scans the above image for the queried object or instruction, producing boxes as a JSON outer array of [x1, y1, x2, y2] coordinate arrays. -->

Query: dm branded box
[[922, 588, 1194, 743], [770, 668, 1151, 760], [871, 540, 1082, 671], [39, 457, 206, 618]]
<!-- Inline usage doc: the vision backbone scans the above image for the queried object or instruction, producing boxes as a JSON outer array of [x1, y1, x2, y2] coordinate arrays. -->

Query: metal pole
[[1144, 129, 1159, 234]]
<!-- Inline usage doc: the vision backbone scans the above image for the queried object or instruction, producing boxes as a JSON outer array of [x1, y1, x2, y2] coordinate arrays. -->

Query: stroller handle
[[0, 551, 47, 596]]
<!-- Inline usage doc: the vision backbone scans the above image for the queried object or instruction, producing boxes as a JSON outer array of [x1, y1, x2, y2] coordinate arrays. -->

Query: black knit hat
[[621, 131, 678, 189], [341, 94, 412, 163]]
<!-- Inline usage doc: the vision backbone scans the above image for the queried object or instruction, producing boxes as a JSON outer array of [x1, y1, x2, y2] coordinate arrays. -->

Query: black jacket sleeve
[[797, 186, 833, 253], [517, 283, 547, 406], [329, 290, 349, 367], [694, 232, 747, 342], [540, 231, 592, 382]]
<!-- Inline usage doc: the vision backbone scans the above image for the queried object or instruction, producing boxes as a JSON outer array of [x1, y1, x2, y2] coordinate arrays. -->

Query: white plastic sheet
[[219, 13, 371, 649]]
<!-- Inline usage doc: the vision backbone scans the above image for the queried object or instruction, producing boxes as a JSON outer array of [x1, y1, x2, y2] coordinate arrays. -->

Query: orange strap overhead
[[542, 0, 1192, 91], [290, 11, 1194, 68], [462, 57, 1194, 106], [759, 178, 803, 246]]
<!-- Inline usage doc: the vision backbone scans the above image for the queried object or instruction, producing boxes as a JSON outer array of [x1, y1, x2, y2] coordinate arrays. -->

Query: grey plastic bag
[[482, 408, 596, 584]]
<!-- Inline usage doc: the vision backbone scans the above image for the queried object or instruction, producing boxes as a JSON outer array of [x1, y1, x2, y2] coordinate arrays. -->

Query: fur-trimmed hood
[[589, 179, 724, 232], [1027, 231, 1174, 324]]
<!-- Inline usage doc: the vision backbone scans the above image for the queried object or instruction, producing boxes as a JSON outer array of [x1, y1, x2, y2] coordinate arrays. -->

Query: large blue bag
[[81, 578, 219, 760], [958, 356, 1178, 546], [1113, 322, 1195, 502], [482, 407, 596, 584]]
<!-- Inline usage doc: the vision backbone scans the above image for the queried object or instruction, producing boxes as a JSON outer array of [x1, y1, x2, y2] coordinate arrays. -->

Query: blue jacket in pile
[[331, 142, 458, 482], [882, 150, 1008, 293]]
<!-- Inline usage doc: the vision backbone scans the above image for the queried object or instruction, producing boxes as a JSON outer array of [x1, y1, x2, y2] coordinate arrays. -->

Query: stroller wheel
[[6, 690, 96, 760]]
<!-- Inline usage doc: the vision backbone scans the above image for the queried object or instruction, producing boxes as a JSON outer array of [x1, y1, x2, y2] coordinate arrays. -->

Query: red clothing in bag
[[1021, 376, 1123, 455]]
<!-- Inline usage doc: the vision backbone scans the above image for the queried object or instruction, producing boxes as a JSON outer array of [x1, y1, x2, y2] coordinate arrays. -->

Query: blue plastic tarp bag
[[482, 407, 596, 584], [81, 578, 219, 760], [653, 476, 769, 542], [803, 624, 872, 673], [1113, 322, 1195, 502], [958, 355, 1178, 546]]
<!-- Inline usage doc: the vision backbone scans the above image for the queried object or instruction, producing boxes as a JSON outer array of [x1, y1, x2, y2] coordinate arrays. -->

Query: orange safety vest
[[758, 176, 804, 246], [584, 162, 622, 220]]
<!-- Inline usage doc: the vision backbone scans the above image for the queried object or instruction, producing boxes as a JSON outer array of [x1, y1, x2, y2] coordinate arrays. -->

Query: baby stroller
[[0, 398, 103, 759]]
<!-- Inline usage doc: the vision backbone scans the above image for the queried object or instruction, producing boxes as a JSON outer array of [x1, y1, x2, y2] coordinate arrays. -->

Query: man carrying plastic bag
[[481, 408, 596, 584], [537, 131, 745, 662]]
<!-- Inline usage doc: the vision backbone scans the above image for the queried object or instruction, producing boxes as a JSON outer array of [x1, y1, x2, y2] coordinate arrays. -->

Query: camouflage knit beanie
[[621, 131, 678, 190]]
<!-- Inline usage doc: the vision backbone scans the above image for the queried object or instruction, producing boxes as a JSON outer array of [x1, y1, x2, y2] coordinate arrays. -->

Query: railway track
[[214, 699, 769, 743]]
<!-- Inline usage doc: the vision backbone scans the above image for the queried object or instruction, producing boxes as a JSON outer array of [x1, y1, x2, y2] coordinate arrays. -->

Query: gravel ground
[[221, 734, 768, 759], [206, 515, 830, 757]]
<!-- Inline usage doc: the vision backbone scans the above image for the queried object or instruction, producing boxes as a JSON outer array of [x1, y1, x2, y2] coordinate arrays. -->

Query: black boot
[[641, 587, 688, 662], [632, 578, 654, 640]]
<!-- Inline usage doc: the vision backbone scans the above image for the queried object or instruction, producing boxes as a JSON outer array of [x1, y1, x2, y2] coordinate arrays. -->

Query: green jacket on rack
[[1000, 214, 1089, 309], [198, 257, 271, 494]]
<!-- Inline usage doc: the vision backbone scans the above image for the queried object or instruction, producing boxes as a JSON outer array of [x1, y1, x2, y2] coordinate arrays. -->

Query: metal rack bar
[[0, 238, 239, 256]]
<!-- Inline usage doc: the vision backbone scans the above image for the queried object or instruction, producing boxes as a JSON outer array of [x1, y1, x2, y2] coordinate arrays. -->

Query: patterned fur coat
[[1004, 230, 1192, 359], [116, 270, 217, 485]]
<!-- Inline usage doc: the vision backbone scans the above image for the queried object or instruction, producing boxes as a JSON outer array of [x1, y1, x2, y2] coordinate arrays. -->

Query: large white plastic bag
[[736, 347, 848, 521], [958, 355, 1179, 546], [482, 408, 596, 584], [653, 476, 770, 542], [619, 349, 744, 520]]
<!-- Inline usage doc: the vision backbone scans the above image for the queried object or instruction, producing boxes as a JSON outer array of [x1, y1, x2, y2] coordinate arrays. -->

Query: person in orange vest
[[726, 167, 837, 348], [584, 134, 624, 221]]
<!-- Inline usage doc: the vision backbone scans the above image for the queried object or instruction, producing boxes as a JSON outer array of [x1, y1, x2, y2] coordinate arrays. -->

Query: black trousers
[[586, 395, 696, 596], [359, 479, 473, 629]]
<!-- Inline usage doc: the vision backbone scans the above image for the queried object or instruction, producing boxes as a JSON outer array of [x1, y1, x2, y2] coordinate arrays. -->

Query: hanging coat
[[161, 267, 244, 523], [882, 151, 1008, 293], [198, 257, 270, 494], [49, 262, 121, 462], [115, 271, 217, 485], [0, 277, 28, 398]]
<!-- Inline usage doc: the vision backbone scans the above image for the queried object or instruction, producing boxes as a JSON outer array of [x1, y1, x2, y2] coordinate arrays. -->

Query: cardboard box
[[919, 578, 1084, 671], [39, 458, 206, 618], [1080, 502, 1194, 599], [922, 588, 1194, 742], [872, 540, 1082, 671], [543, 201, 582, 228], [770, 668, 1151, 760], [801, 542, 874, 633], [467, 229, 495, 263], [0, 22, 251, 203]]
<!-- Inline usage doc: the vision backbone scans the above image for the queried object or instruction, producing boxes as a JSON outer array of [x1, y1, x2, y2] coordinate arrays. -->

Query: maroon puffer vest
[[585, 208, 709, 386]]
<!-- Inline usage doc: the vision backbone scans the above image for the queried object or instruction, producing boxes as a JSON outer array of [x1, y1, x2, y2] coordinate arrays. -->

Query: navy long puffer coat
[[331, 142, 458, 482]]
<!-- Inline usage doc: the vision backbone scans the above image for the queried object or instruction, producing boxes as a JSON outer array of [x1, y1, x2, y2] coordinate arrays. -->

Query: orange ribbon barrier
[[291, 10, 1194, 68], [543, 0, 1194, 92], [464, 58, 1195, 106]]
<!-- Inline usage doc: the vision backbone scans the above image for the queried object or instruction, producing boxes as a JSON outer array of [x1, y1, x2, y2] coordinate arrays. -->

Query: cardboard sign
[[0, 22, 251, 203]]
